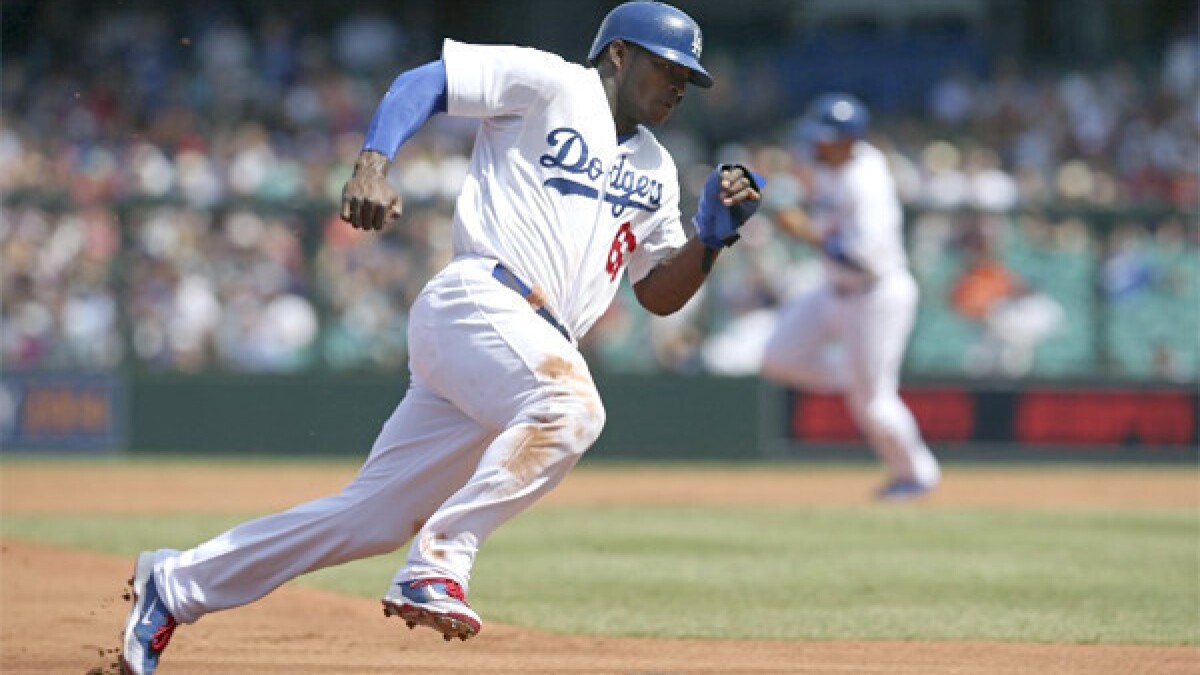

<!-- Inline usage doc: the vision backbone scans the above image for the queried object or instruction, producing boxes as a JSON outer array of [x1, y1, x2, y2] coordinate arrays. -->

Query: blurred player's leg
[[843, 275, 940, 491], [761, 286, 844, 391]]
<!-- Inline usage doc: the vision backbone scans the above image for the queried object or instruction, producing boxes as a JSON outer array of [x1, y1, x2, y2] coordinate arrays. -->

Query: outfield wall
[[122, 372, 767, 460], [1, 372, 1194, 462]]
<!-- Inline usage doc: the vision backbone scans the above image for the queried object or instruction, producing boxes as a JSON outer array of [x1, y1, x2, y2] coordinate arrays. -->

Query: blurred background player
[[117, 2, 761, 673], [760, 92, 941, 501]]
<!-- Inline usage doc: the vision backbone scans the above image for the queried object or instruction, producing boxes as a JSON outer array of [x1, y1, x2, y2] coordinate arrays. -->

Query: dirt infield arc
[[2, 463, 1197, 674]]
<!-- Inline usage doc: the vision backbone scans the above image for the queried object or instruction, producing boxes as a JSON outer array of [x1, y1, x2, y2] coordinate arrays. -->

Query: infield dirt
[[2, 463, 1197, 674]]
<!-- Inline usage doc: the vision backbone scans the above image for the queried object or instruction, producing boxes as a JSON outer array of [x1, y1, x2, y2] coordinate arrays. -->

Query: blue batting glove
[[693, 164, 765, 249]]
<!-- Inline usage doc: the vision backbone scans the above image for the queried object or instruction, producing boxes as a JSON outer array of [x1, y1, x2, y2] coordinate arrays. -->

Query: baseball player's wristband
[[822, 235, 867, 273]]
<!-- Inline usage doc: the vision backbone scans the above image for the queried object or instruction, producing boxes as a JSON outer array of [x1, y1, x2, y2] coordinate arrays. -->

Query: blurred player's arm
[[770, 205, 822, 247], [634, 166, 761, 315], [768, 204, 870, 275], [341, 60, 449, 231]]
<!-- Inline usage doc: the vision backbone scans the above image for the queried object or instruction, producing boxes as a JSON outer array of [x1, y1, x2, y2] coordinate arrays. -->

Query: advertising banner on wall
[[0, 372, 126, 453], [782, 385, 1197, 460]]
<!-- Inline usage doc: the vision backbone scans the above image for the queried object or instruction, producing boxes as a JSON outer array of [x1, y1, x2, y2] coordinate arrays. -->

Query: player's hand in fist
[[340, 150, 403, 231], [693, 164, 764, 250], [718, 165, 762, 212]]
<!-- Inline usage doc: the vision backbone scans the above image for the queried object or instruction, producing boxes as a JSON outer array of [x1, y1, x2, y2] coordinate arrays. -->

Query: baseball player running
[[119, 3, 761, 673], [760, 93, 940, 501]]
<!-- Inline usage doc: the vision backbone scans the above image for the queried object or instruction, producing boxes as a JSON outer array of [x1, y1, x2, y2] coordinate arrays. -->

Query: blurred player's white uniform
[[762, 126, 940, 497]]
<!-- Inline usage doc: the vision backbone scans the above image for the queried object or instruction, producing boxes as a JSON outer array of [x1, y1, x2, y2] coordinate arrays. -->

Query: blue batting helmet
[[798, 92, 870, 143], [587, 1, 712, 88]]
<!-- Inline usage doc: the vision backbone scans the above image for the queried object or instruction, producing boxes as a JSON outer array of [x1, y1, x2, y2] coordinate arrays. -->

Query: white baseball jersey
[[807, 141, 908, 290], [443, 39, 688, 340]]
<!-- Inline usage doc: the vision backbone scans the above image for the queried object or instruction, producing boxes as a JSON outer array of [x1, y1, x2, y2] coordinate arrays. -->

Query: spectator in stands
[[1102, 223, 1157, 302], [950, 218, 1064, 377]]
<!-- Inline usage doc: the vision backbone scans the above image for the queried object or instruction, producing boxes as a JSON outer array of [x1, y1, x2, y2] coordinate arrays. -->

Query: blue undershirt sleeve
[[362, 60, 449, 159], [822, 233, 868, 273]]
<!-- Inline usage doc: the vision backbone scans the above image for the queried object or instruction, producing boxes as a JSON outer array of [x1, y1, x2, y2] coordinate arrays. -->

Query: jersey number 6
[[605, 222, 637, 281]]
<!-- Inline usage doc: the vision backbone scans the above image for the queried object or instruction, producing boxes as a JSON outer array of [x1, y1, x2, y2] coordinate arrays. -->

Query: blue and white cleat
[[382, 578, 482, 642], [875, 478, 937, 502], [120, 552, 178, 675]]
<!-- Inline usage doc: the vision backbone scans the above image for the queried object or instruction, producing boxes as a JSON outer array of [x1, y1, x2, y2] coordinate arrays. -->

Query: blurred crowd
[[1, 4, 1197, 379]]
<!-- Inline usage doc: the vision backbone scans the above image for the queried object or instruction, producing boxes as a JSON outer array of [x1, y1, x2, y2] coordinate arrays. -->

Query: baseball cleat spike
[[443, 633, 452, 642], [406, 621, 416, 629]]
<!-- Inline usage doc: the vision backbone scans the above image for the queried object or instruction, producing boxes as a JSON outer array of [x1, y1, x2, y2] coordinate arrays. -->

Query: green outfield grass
[[3, 503, 1196, 644]]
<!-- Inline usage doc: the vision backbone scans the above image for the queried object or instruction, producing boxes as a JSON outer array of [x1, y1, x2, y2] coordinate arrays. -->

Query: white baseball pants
[[761, 272, 940, 486], [153, 256, 605, 624]]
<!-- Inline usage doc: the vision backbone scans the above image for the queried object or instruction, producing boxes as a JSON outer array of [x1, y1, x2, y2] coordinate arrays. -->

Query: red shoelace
[[149, 615, 178, 652], [411, 578, 468, 603]]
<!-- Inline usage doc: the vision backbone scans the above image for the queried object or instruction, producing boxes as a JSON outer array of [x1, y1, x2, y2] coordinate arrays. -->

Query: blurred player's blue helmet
[[799, 92, 870, 143], [588, 1, 713, 88]]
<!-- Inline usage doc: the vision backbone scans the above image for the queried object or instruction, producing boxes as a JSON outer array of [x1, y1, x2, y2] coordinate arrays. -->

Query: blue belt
[[491, 263, 571, 342]]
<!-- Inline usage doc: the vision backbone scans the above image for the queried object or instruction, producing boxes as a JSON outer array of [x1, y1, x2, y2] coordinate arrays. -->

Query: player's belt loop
[[491, 263, 572, 342]]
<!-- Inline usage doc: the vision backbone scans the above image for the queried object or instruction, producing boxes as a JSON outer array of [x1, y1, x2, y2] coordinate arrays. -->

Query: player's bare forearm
[[773, 206, 823, 247], [632, 237, 714, 315], [340, 150, 403, 231], [636, 165, 761, 315]]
